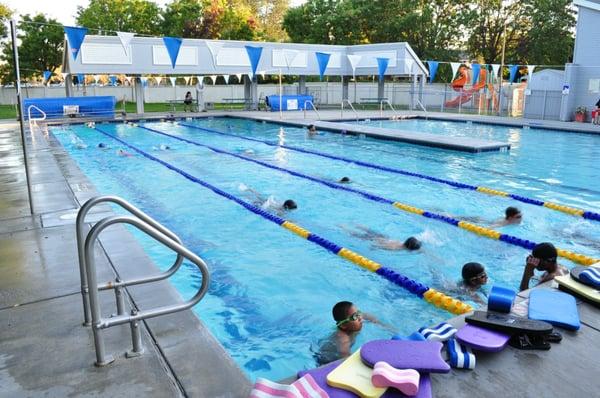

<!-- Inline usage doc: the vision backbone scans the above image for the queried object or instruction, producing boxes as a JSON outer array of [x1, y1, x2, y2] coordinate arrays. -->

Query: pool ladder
[[380, 99, 399, 118], [341, 99, 359, 121], [76, 195, 210, 366], [27, 104, 47, 132], [303, 100, 321, 120]]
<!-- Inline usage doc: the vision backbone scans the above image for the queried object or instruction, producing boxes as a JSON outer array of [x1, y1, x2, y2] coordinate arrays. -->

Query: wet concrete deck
[[0, 121, 251, 397]]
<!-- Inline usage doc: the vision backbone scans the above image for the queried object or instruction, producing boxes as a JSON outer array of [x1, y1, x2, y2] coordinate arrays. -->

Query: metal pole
[[10, 19, 34, 215], [279, 69, 282, 120], [498, 20, 507, 116]]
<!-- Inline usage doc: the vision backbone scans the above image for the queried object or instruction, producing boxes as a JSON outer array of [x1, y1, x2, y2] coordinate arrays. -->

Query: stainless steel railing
[[341, 99, 359, 121], [303, 100, 321, 120], [76, 196, 210, 366], [379, 99, 399, 118]]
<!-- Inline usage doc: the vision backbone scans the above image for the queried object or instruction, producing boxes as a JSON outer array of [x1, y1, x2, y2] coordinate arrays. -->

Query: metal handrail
[[85, 215, 209, 366], [303, 100, 321, 120], [416, 98, 427, 112], [380, 99, 399, 118], [341, 99, 359, 121], [76, 195, 184, 326], [27, 104, 46, 131]]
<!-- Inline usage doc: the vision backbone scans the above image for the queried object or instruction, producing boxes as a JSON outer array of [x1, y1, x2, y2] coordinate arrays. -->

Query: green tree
[[0, 2, 12, 38], [162, 0, 205, 37], [243, 0, 290, 41], [0, 14, 63, 83], [180, 0, 259, 40], [76, 0, 162, 35]]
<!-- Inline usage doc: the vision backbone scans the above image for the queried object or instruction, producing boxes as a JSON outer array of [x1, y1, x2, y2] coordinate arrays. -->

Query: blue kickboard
[[528, 289, 580, 331]]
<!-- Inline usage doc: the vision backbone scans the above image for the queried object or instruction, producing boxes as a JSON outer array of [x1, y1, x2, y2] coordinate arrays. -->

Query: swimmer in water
[[239, 184, 297, 214], [341, 225, 422, 251], [307, 124, 318, 137], [117, 149, 133, 157], [489, 206, 523, 227], [338, 177, 351, 184]]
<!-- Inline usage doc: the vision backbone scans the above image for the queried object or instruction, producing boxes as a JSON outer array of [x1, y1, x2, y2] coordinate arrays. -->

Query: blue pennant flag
[[64, 26, 88, 60], [315, 52, 331, 81], [43, 70, 52, 82], [376, 57, 389, 81], [471, 63, 481, 85], [245, 45, 263, 77], [163, 37, 183, 68], [109, 76, 117, 86], [426, 61, 439, 83], [77, 74, 85, 85], [509, 64, 519, 83]]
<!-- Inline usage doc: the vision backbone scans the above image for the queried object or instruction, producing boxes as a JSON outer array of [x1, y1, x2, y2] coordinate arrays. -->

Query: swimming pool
[[53, 117, 600, 381]]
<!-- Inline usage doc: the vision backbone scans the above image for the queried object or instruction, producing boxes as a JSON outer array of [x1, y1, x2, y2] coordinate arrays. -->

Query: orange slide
[[444, 66, 487, 108]]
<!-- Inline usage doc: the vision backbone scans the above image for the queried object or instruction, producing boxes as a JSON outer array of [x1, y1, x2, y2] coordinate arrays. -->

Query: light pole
[[498, 20, 507, 116]]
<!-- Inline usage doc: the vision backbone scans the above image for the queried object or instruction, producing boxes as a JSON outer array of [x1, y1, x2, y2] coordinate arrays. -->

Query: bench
[[222, 98, 250, 110], [359, 97, 388, 105], [167, 99, 198, 112]]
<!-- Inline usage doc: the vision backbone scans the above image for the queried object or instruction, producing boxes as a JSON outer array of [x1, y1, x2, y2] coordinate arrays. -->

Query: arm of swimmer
[[363, 312, 398, 334]]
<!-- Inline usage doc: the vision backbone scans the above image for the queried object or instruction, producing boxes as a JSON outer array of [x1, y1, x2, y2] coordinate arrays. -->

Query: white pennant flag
[[450, 62, 461, 80], [124, 76, 133, 85], [259, 71, 266, 79], [169, 77, 176, 87], [140, 76, 147, 85], [347, 54, 362, 77], [184, 76, 191, 85], [405, 59, 415, 76], [235, 73, 242, 82], [527, 65, 536, 83], [61, 72, 69, 81], [247, 73, 254, 80], [223, 74, 230, 84], [283, 49, 300, 69], [117, 32, 135, 56], [93, 74, 101, 84], [206, 41, 224, 66], [491, 64, 501, 80], [153, 76, 162, 86], [209, 75, 217, 84]]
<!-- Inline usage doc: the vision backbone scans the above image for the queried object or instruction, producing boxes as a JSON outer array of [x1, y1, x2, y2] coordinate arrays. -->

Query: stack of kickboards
[[250, 280, 591, 398]]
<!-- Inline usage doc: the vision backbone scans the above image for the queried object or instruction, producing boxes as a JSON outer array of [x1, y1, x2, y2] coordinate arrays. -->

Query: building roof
[[573, 0, 600, 12]]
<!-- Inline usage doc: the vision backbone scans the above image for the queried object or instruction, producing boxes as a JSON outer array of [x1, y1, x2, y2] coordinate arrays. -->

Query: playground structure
[[444, 64, 527, 116]]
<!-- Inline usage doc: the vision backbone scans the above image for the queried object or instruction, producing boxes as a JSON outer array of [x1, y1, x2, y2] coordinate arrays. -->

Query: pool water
[[53, 117, 600, 381]]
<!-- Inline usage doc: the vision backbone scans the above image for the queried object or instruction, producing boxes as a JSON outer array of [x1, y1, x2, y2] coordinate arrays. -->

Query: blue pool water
[[53, 117, 600, 381]]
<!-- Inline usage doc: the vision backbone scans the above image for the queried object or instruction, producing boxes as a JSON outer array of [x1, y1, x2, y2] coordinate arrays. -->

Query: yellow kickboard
[[555, 275, 600, 305], [326, 349, 387, 398]]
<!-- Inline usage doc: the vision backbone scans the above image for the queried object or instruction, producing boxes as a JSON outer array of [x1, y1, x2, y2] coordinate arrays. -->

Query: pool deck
[[3, 114, 600, 397], [0, 121, 251, 397]]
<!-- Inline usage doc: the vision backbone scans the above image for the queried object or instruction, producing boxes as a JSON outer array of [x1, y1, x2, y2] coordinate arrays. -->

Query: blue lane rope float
[[91, 125, 472, 315], [139, 124, 599, 266], [177, 122, 600, 223]]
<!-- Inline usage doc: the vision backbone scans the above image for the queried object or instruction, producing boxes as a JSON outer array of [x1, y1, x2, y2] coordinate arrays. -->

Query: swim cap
[[403, 237, 422, 250], [532, 242, 557, 261], [505, 206, 521, 219], [339, 177, 351, 183], [98, 143, 106, 148], [462, 262, 484, 281], [283, 199, 297, 210]]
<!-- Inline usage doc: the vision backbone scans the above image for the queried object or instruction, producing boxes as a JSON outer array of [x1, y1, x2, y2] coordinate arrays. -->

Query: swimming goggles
[[336, 311, 362, 327]]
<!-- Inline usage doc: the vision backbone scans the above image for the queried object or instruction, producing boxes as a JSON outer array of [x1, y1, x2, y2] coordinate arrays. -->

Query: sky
[[4, 0, 306, 26]]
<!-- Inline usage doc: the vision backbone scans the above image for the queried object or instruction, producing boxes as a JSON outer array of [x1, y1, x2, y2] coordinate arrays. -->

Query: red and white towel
[[249, 374, 328, 398]]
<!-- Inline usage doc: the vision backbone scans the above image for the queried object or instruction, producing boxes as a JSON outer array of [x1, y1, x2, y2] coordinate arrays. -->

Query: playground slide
[[445, 67, 487, 108]]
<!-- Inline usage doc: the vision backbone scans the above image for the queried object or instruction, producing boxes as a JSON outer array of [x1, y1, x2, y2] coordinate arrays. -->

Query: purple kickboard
[[360, 340, 450, 373], [455, 324, 510, 352], [298, 361, 433, 398]]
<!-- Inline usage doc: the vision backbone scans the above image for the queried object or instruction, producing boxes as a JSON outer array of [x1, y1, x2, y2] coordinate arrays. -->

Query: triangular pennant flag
[[246, 73, 254, 80], [124, 76, 133, 85], [450, 62, 461, 81], [283, 49, 299, 69], [116, 32, 134, 56], [527, 65, 536, 83], [206, 41, 224, 66], [491, 64, 501, 80], [163, 37, 183, 68], [93, 74, 101, 84], [509, 64, 519, 83], [472, 63, 481, 85], [155, 76, 163, 86], [140, 76, 148, 87], [347, 54, 362, 77], [221, 74, 229, 84], [426, 61, 439, 83], [245, 45, 263, 77], [209, 75, 217, 84], [315, 52, 331, 81], [61, 72, 69, 81], [235, 73, 242, 82], [109, 76, 117, 86], [259, 71, 266, 79], [376, 57, 389, 81], [184, 76, 191, 85], [77, 74, 85, 85], [64, 26, 88, 60], [169, 77, 176, 87], [43, 70, 52, 82]]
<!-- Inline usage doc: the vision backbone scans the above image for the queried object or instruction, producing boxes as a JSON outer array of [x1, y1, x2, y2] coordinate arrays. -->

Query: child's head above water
[[333, 301, 363, 332], [462, 262, 488, 288]]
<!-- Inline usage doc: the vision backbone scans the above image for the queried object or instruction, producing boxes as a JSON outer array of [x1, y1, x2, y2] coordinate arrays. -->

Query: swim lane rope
[[92, 125, 472, 315], [177, 122, 600, 223], [141, 124, 599, 267]]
